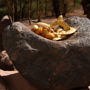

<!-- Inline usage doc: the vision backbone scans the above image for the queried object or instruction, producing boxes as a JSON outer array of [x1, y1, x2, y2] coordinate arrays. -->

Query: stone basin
[[2, 16, 90, 90]]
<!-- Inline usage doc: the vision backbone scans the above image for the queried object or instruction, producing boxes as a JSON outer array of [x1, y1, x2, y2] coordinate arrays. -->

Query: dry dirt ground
[[22, 6, 87, 29]]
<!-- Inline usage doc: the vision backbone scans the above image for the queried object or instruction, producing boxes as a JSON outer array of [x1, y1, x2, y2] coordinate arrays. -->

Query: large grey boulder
[[2, 16, 90, 90]]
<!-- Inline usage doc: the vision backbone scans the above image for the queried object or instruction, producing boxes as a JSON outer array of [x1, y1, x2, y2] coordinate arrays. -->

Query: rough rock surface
[[2, 16, 90, 90], [0, 51, 14, 70]]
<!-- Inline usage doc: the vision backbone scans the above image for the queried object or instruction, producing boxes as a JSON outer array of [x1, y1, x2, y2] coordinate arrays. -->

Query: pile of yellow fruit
[[31, 15, 77, 41]]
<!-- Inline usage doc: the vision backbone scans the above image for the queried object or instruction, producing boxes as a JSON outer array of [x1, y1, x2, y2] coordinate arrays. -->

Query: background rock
[[0, 15, 11, 51], [3, 16, 90, 90], [0, 15, 11, 35], [0, 50, 14, 70]]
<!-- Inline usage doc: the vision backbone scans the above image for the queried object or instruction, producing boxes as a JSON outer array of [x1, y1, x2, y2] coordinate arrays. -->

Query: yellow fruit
[[31, 28, 36, 32], [56, 28, 63, 33], [41, 28, 48, 36], [35, 30, 40, 34], [58, 21, 70, 31], [53, 37, 61, 41], [31, 16, 77, 41], [45, 32, 55, 39], [31, 25, 38, 32], [32, 25, 38, 31], [38, 27, 43, 33], [53, 34, 66, 41], [53, 33, 61, 41], [37, 22, 50, 28], [65, 27, 77, 35], [57, 15, 64, 21], [54, 32, 58, 37], [59, 30, 66, 35], [35, 27, 42, 35], [50, 21, 57, 27], [51, 15, 70, 31], [61, 35, 66, 39], [51, 21, 70, 31], [58, 27, 76, 35], [50, 28, 54, 33]]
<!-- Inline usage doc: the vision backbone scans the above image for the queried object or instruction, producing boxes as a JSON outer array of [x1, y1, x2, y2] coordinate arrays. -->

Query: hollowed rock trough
[[2, 16, 90, 90]]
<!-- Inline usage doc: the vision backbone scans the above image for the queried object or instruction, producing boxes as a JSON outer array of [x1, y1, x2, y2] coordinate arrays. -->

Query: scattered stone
[[3, 16, 90, 90], [0, 51, 14, 71]]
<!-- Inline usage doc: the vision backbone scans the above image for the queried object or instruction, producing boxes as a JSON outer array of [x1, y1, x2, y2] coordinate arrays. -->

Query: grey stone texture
[[2, 16, 90, 90]]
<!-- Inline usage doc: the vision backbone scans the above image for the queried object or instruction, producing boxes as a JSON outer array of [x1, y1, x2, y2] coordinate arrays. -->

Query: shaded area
[[0, 69, 38, 90]]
